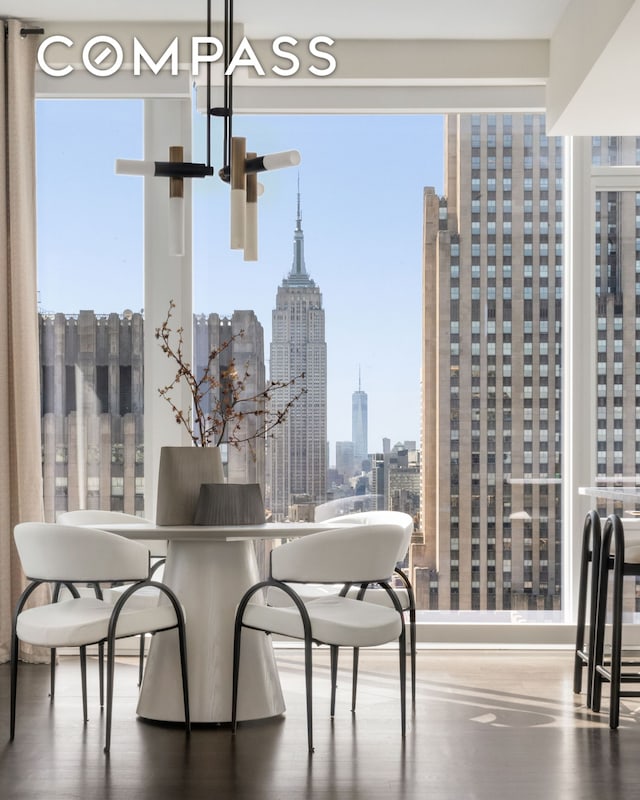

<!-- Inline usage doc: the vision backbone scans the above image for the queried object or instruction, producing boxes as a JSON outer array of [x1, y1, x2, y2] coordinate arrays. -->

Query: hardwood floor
[[1, 647, 638, 800]]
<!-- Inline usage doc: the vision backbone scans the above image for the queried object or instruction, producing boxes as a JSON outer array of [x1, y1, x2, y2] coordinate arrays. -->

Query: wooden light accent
[[230, 136, 246, 249], [168, 146, 185, 256], [244, 151, 258, 261]]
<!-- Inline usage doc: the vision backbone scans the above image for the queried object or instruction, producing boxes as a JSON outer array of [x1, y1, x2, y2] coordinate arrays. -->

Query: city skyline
[[35, 100, 444, 451]]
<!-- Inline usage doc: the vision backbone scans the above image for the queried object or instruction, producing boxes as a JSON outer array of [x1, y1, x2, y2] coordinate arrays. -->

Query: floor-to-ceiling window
[[36, 91, 640, 642], [421, 113, 564, 622], [36, 99, 144, 521]]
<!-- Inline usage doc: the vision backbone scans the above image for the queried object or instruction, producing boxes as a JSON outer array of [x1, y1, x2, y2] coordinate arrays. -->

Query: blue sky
[[36, 99, 444, 456]]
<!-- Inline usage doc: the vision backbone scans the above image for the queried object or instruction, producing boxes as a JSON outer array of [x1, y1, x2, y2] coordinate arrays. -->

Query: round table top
[[89, 520, 339, 542]]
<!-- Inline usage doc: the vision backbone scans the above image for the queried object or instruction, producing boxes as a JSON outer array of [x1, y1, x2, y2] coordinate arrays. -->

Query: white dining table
[[96, 520, 335, 724]]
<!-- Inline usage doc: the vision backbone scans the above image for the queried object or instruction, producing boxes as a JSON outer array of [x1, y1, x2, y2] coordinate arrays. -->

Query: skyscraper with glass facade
[[352, 373, 368, 472]]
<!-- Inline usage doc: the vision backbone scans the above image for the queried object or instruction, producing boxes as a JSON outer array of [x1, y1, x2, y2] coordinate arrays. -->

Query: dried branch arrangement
[[156, 300, 305, 450]]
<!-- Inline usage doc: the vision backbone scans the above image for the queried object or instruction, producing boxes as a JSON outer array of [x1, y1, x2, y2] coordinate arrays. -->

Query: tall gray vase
[[155, 446, 225, 525]]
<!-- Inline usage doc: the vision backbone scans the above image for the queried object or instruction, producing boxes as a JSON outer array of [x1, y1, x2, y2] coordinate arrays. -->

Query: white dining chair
[[232, 522, 407, 753], [57, 509, 165, 687], [319, 511, 416, 704], [10, 522, 190, 754], [267, 510, 417, 707]]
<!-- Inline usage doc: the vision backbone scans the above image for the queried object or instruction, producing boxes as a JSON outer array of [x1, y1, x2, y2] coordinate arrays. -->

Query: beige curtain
[[0, 21, 47, 663]]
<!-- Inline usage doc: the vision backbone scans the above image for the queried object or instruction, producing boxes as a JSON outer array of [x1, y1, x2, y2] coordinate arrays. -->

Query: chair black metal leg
[[10, 581, 45, 742], [591, 568, 606, 711], [79, 645, 88, 723], [573, 526, 590, 694], [48, 583, 64, 703], [609, 552, 624, 729], [304, 635, 314, 753], [50, 647, 56, 701], [351, 647, 360, 712], [399, 626, 407, 737], [409, 604, 417, 706], [572, 512, 601, 708], [98, 642, 105, 707], [9, 630, 19, 741], [591, 532, 611, 714], [231, 622, 243, 734], [585, 525, 601, 710], [138, 634, 145, 687], [176, 625, 190, 735], [394, 567, 417, 705], [330, 645, 339, 717], [104, 642, 116, 754]]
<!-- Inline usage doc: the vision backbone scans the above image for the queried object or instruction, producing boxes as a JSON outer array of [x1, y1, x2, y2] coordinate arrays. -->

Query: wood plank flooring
[[1, 647, 638, 800]]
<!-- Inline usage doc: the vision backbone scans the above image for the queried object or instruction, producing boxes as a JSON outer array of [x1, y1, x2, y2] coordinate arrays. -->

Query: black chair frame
[[591, 513, 640, 728], [351, 565, 416, 706], [136, 557, 167, 686], [573, 510, 601, 708]]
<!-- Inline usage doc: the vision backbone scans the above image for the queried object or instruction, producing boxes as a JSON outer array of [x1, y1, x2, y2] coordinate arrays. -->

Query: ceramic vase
[[155, 446, 224, 525]]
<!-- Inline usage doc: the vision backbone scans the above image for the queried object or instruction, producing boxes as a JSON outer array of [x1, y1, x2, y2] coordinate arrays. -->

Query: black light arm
[[154, 162, 215, 179]]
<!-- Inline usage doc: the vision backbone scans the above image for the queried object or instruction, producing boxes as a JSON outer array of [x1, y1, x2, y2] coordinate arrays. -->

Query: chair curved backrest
[[57, 510, 166, 558], [313, 494, 383, 521], [319, 510, 413, 564], [271, 523, 405, 585], [57, 510, 150, 525], [14, 522, 150, 583]]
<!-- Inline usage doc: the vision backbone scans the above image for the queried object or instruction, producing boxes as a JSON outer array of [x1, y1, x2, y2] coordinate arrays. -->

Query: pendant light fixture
[[115, 0, 300, 258]]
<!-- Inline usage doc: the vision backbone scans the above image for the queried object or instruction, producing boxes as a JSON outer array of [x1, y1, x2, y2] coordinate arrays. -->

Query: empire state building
[[268, 190, 327, 520]]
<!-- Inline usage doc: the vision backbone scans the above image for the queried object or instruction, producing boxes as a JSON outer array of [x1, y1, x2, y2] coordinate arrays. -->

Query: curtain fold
[[0, 20, 47, 663]]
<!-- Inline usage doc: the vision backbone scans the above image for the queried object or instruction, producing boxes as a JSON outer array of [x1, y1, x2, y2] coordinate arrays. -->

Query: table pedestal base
[[137, 538, 285, 723]]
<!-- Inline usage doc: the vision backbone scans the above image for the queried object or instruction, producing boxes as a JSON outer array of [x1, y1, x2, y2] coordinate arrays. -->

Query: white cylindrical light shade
[[262, 150, 300, 170], [230, 189, 246, 250], [115, 158, 155, 176], [168, 196, 185, 256], [244, 200, 258, 262]]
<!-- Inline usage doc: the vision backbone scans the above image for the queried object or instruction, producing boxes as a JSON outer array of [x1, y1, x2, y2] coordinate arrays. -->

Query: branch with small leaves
[[155, 300, 306, 452]]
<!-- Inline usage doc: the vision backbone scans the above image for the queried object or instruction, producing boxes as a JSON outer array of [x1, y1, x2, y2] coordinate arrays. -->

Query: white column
[[562, 136, 596, 622], [143, 98, 194, 520]]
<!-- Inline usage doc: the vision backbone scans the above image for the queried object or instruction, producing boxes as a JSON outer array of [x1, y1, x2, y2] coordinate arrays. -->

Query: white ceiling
[[7, 0, 640, 134], [7, 1, 570, 39]]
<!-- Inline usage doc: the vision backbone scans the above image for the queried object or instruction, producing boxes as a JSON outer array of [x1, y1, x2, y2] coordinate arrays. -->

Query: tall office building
[[194, 310, 266, 489], [418, 113, 563, 612], [268, 191, 327, 519], [352, 373, 368, 472], [40, 310, 266, 522], [590, 136, 640, 487]]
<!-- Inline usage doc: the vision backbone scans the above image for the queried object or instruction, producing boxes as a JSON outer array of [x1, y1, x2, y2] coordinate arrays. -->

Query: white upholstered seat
[[243, 594, 402, 646], [16, 596, 180, 647]]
